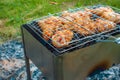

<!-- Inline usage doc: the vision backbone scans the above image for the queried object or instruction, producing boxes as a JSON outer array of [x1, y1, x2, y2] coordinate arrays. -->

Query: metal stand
[[25, 54, 31, 80], [22, 27, 31, 80]]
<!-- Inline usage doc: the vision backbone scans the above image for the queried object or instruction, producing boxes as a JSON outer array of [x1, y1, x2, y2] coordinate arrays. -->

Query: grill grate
[[24, 5, 120, 55]]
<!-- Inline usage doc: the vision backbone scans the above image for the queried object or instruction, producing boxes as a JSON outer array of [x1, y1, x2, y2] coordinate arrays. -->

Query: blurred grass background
[[0, 0, 120, 43]]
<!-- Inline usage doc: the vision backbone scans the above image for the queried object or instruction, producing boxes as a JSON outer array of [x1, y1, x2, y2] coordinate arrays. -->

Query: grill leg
[[25, 55, 31, 80], [22, 26, 31, 80]]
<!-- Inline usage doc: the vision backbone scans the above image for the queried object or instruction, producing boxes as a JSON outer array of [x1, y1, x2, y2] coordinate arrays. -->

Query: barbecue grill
[[21, 5, 120, 80]]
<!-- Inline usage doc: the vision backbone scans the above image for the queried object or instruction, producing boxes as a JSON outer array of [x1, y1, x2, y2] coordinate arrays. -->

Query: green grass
[[0, 0, 120, 42]]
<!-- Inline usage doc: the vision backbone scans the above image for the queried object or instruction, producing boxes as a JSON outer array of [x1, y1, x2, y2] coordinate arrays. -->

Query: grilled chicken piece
[[38, 16, 62, 30], [86, 7, 114, 16], [42, 28, 54, 41], [86, 7, 120, 23], [61, 11, 92, 22], [94, 19, 116, 32], [59, 17, 74, 30], [39, 24, 55, 40], [61, 11, 94, 35], [73, 21, 95, 36], [52, 30, 73, 48], [38, 16, 64, 40], [101, 12, 120, 23]]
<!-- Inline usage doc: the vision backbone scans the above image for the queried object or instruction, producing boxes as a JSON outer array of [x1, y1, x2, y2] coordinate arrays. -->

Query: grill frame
[[21, 5, 120, 80]]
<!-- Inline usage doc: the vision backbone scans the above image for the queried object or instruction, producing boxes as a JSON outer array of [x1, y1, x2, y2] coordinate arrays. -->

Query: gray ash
[[0, 40, 120, 80]]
